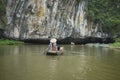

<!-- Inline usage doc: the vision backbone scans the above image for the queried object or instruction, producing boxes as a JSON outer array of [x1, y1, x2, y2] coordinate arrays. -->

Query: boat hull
[[46, 51, 63, 55]]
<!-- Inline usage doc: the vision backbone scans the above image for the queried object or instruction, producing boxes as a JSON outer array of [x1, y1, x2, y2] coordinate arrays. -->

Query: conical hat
[[50, 38, 57, 43]]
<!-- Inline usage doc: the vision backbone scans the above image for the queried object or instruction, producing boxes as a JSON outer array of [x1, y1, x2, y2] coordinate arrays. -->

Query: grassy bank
[[109, 38, 120, 48], [110, 42, 120, 47], [0, 39, 24, 45]]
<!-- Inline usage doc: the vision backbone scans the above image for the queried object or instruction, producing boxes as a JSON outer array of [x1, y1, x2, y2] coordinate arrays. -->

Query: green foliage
[[88, 0, 120, 36], [0, 0, 6, 15], [0, 0, 6, 28], [0, 39, 24, 45], [76, 0, 82, 3], [109, 38, 120, 47], [110, 42, 120, 47], [115, 38, 120, 42]]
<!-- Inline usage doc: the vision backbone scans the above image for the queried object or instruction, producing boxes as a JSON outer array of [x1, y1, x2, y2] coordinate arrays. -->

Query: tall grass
[[0, 39, 24, 45]]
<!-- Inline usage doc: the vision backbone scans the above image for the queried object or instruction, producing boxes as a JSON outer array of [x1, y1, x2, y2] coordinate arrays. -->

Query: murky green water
[[0, 45, 120, 80]]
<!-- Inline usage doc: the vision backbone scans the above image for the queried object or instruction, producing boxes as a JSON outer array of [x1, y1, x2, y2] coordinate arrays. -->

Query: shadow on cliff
[[0, 29, 5, 39], [22, 37, 115, 45]]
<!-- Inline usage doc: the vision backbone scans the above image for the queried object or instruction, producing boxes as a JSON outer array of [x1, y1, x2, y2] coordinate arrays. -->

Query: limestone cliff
[[5, 0, 102, 40]]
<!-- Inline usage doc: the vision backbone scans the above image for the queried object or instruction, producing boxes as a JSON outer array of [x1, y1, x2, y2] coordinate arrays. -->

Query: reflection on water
[[0, 45, 120, 80]]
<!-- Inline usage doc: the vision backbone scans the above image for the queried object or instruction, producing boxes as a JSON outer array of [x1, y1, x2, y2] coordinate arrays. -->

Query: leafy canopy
[[88, 0, 120, 36]]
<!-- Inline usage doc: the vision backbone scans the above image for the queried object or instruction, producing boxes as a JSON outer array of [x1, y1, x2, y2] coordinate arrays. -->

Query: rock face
[[5, 0, 102, 40]]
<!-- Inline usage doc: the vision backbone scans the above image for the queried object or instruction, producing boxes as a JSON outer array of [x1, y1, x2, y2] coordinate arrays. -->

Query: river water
[[0, 45, 120, 80]]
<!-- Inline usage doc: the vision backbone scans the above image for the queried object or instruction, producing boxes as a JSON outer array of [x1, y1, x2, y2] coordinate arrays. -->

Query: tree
[[88, 0, 120, 37]]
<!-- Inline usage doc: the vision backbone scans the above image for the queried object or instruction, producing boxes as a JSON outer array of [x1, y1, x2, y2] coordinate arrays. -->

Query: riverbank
[[0, 39, 24, 45], [85, 42, 120, 50], [109, 42, 120, 49], [109, 38, 120, 49]]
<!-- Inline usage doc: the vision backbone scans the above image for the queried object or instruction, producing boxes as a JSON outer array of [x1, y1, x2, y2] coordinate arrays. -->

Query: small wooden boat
[[46, 38, 64, 55], [46, 47, 64, 55], [46, 50, 63, 55]]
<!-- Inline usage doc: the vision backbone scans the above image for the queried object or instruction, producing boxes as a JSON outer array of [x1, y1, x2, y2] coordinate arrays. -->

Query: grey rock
[[5, 0, 104, 40]]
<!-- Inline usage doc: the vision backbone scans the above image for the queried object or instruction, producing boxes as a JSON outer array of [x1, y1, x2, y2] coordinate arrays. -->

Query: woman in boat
[[48, 38, 58, 51]]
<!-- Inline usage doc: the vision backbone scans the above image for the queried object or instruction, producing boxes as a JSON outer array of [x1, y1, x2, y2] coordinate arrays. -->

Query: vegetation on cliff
[[88, 0, 120, 36], [0, 0, 6, 28]]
